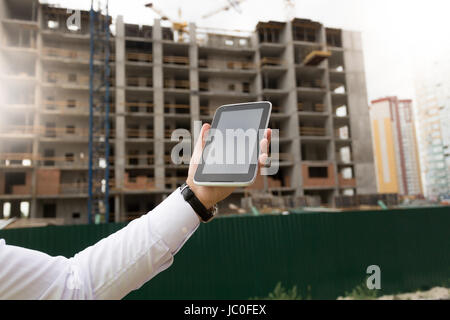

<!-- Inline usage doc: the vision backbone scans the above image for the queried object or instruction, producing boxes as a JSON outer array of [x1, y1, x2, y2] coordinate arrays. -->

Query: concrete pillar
[[282, 21, 303, 195], [30, 4, 43, 218], [252, 32, 263, 101], [189, 23, 200, 132], [114, 15, 126, 222], [153, 19, 165, 189], [0, 0, 4, 49], [342, 30, 376, 194], [251, 31, 268, 190], [320, 25, 339, 203]]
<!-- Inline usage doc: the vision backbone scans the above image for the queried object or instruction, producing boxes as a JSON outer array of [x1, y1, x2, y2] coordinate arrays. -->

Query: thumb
[[200, 123, 211, 149], [192, 123, 211, 165]]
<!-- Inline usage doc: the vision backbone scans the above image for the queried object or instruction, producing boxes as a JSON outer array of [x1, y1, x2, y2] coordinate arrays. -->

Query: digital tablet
[[194, 101, 272, 186]]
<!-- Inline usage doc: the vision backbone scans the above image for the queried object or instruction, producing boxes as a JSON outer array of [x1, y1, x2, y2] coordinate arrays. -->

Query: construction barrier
[[335, 194, 399, 208], [0, 206, 449, 299]]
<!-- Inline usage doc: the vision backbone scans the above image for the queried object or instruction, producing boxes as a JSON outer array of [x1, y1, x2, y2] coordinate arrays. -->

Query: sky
[[42, 0, 450, 102]]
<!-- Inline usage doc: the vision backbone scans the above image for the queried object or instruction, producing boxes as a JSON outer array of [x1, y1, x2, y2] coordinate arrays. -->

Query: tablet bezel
[[193, 101, 272, 186]]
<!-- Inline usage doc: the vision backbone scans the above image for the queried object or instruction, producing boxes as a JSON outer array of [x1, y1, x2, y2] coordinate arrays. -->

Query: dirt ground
[[339, 287, 450, 300], [377, 287, 450, 300]]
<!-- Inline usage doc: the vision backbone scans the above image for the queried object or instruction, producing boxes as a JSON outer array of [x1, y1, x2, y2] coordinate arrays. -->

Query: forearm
[[72, 188, 200, 299], [0, 188, 200, 300]]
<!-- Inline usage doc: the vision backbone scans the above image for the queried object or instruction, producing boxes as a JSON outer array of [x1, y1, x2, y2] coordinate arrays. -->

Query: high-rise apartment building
[[0, 0, 376, 223], [414, 58, 450, 199], [370, 97, 422, 195]]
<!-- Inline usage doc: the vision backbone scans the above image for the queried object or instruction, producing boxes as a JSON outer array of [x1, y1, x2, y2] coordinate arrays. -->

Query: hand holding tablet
[[194, 101, 272, 187], [185, 101, 272, 209]]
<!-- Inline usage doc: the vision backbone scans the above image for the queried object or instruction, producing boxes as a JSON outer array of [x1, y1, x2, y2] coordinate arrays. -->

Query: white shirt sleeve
[[0, 188, 200, 300]]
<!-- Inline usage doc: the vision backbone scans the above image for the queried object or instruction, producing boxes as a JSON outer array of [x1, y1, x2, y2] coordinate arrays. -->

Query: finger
[[258, 137, 269, 168], [260, 137, 268, 155], [192, 123, 210, 165], [194, 123, 210, 151], [201, 123, 211, 148], [264, 128, 272, 146], [258, 152, 268, 167]]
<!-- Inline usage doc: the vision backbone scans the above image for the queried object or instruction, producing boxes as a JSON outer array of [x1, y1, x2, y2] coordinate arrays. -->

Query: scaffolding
[[88, 0, 111, 224]]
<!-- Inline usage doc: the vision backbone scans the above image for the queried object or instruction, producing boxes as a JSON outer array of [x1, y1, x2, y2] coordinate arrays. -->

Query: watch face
[[211, 204, 218, 216], [205, 204, 218, 222]]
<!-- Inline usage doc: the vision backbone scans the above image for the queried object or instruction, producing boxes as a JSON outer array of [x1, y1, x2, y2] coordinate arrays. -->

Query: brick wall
[[0, 172, 4, 194], [302, 164, 335, 187], [124, 173, 155, 190], [36, 169, 60, 195], [11, 171, 32, 195], [338, 174, 356, 187]]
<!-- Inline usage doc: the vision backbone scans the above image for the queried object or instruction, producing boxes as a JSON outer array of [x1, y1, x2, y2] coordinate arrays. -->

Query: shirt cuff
[[148, 187, 200, 255]]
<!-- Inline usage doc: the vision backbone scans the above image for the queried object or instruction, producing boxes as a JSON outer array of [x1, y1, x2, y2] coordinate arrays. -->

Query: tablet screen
[[201, 108, 263, 174]]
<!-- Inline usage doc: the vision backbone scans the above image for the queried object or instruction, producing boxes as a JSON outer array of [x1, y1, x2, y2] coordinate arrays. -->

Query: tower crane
[[202, 0, 296, 21], [145, 2, 188, 41], [201, 0, 247, 20]]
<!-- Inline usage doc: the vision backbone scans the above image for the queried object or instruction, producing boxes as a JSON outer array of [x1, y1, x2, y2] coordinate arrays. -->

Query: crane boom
[[145, 3, 171, 21], [201, 0, 247, 19], [145, 2, 188, 41], [202, 0, 296, 21]]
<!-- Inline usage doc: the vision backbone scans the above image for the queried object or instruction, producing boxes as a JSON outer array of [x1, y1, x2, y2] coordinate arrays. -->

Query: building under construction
[[0, 0, 376, 224]]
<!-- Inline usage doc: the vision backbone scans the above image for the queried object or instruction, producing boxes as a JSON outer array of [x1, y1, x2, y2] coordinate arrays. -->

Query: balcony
[[126, 127, 153, 140], [59, 182, 89, 195], [0, 125, 35, 138], [126, 76, 153, 88], [297, 79, 325, 89], [1, 171, 32, 196], [302, 164, 335, 188], [40, 125, 90, 141], [126, 52, 152, 63], [330, 82, 347, 95], [298, 102, 325, 113], [39, 155, 89, 168], [163, 55, 189, 66], [299, 126, 327, 137], [292, 19, 322, 44], [42, 99, 90, 115], [1, 20, 38, 51], [125, 24, 152, 40], [43, 47, 88, 61], [164, 103, 190, 115], [326, 28, 343, 48], [125, 101, 154, 114], [164, 79, 190, 91], [42, 6, 92, 36], [0, 153, 33, 167], [256, 21, 285, 44], [334, 125, 351, 140], [336, 146, 353, 164], [1, 72, 36, 84], [126, 152, 154, 167], [199, 81, 255, 98], [260, 57, 285, 67], [43, 72, 89, 89], [124, 173, 155, 191], [338, 174, 356, 188], [196, 29, 253, 50], [162, 26, 190, 43], [198, 59, 256, 74]]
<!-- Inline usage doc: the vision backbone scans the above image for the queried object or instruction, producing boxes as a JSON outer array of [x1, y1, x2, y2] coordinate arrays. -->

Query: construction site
[[0, 0, 449, 303], [0, 0, 378, 224]]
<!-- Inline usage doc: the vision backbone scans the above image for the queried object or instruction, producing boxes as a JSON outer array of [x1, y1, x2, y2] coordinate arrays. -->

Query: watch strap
[[180, 183, 215, 222]]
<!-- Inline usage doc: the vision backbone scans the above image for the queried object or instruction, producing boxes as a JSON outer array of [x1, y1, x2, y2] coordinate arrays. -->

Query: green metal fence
[[1, 206, 449, 299]]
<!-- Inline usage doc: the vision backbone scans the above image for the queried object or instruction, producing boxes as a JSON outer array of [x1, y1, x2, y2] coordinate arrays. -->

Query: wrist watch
[[180, 183, 217, 223]]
